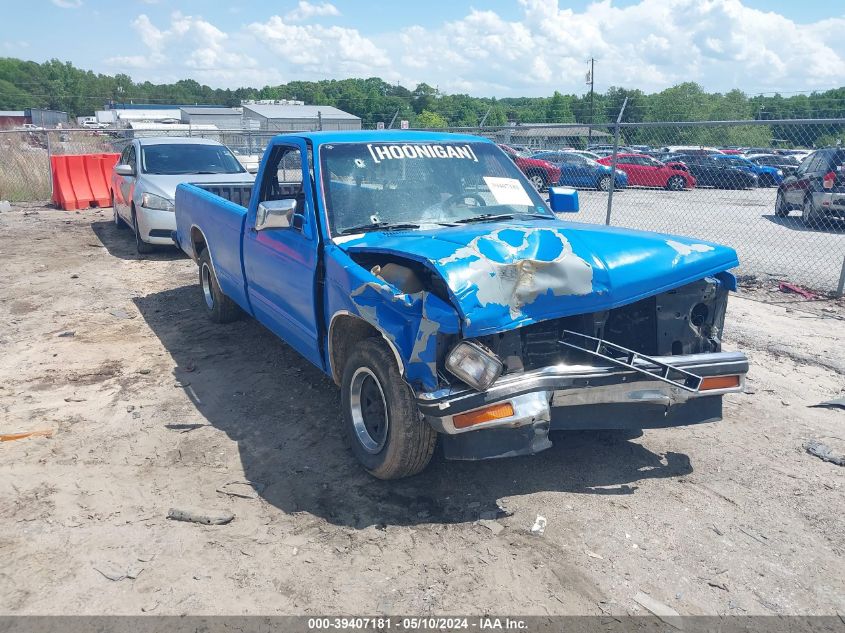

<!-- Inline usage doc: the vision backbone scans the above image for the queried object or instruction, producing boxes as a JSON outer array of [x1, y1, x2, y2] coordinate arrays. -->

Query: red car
[[597, 153, 696, 190], [498, 144, 561, 190]]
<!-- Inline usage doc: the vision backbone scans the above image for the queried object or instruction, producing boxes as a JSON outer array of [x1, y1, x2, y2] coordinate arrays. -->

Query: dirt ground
[[1, 205, 843, 617]]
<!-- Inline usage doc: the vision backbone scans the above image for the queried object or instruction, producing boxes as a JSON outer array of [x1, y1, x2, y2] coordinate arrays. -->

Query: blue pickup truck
[[174, 131, 748, 479]]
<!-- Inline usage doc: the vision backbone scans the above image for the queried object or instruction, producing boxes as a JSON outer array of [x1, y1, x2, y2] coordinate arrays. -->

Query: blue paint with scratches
[[337, 218, 739, 338]]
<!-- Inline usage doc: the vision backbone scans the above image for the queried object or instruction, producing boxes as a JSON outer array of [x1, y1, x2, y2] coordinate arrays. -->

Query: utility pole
[[479, 107, 491, 127], [587, 58, 595, 144]]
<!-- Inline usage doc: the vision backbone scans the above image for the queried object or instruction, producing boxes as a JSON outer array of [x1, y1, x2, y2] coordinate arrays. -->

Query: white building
[[242, 104, 361, 132]]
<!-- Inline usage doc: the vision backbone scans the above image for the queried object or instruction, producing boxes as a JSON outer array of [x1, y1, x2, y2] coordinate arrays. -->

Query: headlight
[[445, 341, 503, 391], [776, 169, 783, 176], [141, 193, 174, 212]]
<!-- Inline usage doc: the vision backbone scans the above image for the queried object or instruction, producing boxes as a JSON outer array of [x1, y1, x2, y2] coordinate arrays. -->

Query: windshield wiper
[[454, 213, 555, 224], [454, 213, 515, 224], [340, 221, 421, 235]]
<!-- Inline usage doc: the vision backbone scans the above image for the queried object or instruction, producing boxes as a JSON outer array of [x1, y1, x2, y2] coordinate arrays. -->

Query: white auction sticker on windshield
[[483, 177, 533, 206]]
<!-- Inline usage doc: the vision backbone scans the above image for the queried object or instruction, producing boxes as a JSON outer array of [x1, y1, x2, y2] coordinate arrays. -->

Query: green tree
[[545, 91, 574, 123], [415, 110, 448, 128]]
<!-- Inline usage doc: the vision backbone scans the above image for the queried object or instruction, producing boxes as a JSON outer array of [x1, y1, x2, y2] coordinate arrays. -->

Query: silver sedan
[[111, 137, 255, 253]]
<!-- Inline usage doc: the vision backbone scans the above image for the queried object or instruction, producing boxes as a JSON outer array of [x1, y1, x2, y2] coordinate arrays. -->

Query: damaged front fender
[[324, 244, 460, 391]]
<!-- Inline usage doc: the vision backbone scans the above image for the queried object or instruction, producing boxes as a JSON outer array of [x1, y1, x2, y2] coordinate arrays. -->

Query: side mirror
[[256, 199, 301, 231], [548, 187, 579, 213], [114, 164, 134, 176]]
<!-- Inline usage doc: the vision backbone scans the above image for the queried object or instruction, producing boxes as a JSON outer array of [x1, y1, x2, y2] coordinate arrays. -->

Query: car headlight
[[141, 193, 174, 212], [445, 341, 503, 391], [776, 169, 783, 176]]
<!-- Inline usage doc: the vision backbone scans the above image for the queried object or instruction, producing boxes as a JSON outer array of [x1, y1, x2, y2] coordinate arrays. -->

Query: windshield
[[140, 144, 246, 175], [320, 141, 552, 235]]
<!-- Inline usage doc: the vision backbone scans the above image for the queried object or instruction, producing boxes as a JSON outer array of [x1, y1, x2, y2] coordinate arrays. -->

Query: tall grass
[[0, 131, 121, 202], [0, 139, 50, 202]]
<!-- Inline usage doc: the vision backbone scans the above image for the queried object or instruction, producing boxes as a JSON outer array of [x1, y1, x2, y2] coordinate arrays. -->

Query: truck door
[[242, 141, 322, 367]]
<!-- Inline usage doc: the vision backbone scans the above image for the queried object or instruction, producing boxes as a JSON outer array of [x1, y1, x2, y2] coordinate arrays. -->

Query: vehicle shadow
[[761, 214, 845, 233], [134, 284, 694, 528], [91, 218, 186, 261]]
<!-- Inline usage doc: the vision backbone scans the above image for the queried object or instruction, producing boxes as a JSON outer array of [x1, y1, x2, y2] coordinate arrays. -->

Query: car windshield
[[140, 144, 246, 175], [320, 141, 552, 235]]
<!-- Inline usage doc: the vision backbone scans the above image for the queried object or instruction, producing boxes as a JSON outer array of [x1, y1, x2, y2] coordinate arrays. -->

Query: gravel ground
[[0, 205, 843, 616], [570, 187, 845, 292]]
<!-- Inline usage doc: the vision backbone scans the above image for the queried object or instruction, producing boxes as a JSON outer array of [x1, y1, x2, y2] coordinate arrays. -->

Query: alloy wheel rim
[[201, 263, 214, 309], [349, 367, 389, 454]]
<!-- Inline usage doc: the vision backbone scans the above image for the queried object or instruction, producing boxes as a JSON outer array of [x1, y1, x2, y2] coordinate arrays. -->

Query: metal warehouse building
[[27, 108, 68, 128], [180, 107, 242, 129], [242, 104, 361, 132], [0, 110, 26, 129]]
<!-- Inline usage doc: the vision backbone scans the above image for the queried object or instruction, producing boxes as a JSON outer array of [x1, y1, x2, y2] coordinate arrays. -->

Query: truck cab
[[175, 131, 748, 479]]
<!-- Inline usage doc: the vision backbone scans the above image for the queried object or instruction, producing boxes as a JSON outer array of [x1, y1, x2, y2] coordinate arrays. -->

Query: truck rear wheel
[[198, 249, 241, 323], [341, 340, 436, 479]]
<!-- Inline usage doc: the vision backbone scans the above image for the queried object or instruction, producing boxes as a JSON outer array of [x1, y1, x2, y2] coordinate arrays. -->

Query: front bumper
[[418, 351, 748, 436], [136, 206, 177, 244]]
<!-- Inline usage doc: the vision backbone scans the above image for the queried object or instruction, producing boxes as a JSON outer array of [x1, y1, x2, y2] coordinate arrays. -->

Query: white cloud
[[51, 0, 82, 7], [106, 12, 257, 81], [285, 1, 340, 23], [249, 16, 389, 77], [101, 1, 845, 95]]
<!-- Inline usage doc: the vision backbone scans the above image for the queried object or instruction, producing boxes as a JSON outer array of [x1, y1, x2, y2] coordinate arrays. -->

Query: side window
[[802, 152, 821, 175], [796, 153, 813, 175], [260, 146, 304, 203], [119, 146, 130, 165], [819, 150, 844, 173], [127, 146, 137, 172]]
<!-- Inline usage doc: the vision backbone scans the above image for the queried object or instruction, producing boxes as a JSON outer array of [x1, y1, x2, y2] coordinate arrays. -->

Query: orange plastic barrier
[[50, 153, 120, 210]]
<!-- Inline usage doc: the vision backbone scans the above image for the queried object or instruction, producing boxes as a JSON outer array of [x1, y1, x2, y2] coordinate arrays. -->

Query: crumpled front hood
[[338, 218, 738, 337]]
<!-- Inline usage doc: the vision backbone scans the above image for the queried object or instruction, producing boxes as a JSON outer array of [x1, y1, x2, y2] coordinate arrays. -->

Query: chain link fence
[[453, 119, 845, 295], [0, 119, 843, 295]]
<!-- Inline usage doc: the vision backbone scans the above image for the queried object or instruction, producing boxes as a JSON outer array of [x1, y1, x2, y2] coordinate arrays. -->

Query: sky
[[2, 0, 844, 97]]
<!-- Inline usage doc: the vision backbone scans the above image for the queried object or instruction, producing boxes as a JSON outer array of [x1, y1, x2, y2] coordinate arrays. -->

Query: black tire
[[597, 175, 612, 191], [666, 175, 685, 191], [775, 190, 790, 217], [341, 340, 436, 479], [131, 206, 154, 254], [112, 193, 126, 229], [801, 197, 819, 229], [527, 171, 547, 191], [198, 249, 241, 323]]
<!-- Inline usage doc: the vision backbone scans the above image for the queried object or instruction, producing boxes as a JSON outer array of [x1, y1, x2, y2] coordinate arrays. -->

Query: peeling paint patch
[[438, 227, 593, 321], [666, 239, 714, 265]]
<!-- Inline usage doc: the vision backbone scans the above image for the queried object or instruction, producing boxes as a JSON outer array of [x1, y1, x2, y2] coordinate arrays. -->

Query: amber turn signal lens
[[453, 402, 515, 429], [699, 375, 740, 391]]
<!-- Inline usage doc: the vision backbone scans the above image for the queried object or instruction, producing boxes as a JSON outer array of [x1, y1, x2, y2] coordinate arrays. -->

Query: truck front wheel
[[198, 249, 241, 323], [341, 340, 436, 479]]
